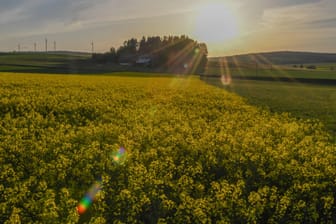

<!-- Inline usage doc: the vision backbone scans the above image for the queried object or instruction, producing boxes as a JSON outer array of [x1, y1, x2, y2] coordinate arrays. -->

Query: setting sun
[[1, 0, 336, 223], [194, 2, 239, 43]]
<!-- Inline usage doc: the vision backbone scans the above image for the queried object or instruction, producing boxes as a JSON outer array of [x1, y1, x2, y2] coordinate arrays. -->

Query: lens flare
[[221, 74, 232, 86], [77, 147, 127, 216], [111, 147, 127, 164], [77, 180, 102, 215]]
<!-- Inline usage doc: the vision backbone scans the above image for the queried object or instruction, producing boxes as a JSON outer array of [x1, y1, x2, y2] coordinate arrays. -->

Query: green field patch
[[202, 77, 336, 140], [205, 66, 336, 80]]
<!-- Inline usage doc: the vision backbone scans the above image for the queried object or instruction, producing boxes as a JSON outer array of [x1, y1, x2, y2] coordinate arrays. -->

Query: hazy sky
[[0, 0, 335, 56]]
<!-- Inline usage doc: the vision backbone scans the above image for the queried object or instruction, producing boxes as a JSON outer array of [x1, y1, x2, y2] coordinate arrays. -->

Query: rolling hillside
[[210, 51, 336, 65]]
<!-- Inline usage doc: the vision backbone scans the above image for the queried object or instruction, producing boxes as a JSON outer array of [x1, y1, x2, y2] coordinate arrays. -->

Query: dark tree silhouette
[[92, 35, 208, 74]]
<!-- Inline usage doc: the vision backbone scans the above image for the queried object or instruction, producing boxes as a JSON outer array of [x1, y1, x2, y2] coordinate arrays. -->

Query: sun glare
[[194, 2, 239, 43]]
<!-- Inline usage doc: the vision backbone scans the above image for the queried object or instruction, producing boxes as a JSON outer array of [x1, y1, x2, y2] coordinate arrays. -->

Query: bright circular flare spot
[[221, 74, 232, 86], [195, 3, 239, 43], [110, 147, 127, 165], [77, 204, 86, 215]]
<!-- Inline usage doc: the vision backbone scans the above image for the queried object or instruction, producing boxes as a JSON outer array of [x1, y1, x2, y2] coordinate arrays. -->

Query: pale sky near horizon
[[0, 0, 335, 56]]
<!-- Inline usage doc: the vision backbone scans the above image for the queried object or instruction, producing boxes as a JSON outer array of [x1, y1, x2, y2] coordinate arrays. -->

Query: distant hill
[[0, 52, 91, 64], [0, 52, 94, 74], [210, 51, 336, 65], [0, 51, 154, 74], [0, 51, 91, 56]]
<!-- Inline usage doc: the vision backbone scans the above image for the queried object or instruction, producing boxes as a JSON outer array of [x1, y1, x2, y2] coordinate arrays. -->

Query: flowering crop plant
[[0, 73, 335, 223]]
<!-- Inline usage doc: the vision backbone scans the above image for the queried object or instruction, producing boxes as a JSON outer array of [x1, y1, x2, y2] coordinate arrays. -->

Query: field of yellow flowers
[[0, 73, 335, 223]]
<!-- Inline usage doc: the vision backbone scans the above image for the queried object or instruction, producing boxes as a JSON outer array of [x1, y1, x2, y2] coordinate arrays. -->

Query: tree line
[[92, 35, 208, 74]]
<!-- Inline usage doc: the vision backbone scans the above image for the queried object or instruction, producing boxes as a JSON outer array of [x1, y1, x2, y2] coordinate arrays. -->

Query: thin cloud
[[305, 17, 336, 29], [0, 0, 335, 54], [260, 0, 335, 30], [0, 0, 26, 13], [237, 0, 323, 32]]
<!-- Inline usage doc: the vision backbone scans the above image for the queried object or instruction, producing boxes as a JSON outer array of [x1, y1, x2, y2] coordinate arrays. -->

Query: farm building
[[136, 55, 152, 66]]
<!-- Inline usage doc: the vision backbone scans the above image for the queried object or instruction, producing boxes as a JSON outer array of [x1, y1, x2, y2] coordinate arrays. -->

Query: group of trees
[[92, 35, 208, 74]]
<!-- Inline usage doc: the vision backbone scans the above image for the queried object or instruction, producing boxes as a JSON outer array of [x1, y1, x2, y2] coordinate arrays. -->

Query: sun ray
[[220, 57, 232, 86], [231, 56, 242, 77], [189, 49, 205, 74], [163, 42, 196, 72], [254, 54, 298, 83], [147, 37, 186, 55]]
